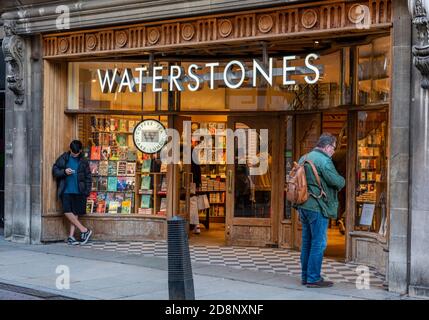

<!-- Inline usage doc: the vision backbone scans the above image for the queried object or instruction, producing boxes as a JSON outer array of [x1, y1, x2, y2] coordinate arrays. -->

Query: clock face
[[133, 119, 168, 154]]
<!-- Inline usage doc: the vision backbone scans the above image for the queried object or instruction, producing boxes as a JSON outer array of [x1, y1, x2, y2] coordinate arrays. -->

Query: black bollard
[[167, 215, 195, 300]]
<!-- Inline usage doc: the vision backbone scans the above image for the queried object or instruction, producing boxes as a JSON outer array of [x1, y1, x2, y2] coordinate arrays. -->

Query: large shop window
[[77, 114, 169, 216], [180, 52, 344, 111], [358, 36, 391, 105], [355, 110, 388, 236], [68, 62, 169, 111], [68, 50, 347, 112]]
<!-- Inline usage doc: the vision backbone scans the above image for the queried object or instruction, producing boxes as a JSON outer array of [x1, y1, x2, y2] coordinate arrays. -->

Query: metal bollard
[[167, 216, 195, 300]]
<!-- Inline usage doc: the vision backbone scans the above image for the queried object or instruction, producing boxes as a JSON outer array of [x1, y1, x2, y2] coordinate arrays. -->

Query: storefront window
[[77, 114, 169, 216], [358, 36, 391, 105], [68, 62, 169, 111], [355, 110, 388, 235]]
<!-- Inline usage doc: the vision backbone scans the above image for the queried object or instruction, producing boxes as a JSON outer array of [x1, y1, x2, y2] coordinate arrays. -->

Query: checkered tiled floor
[[81, 241, 386, 287]]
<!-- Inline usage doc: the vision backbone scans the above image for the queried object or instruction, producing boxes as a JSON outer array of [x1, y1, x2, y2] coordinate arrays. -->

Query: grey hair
[[316, 133, 336, 148]]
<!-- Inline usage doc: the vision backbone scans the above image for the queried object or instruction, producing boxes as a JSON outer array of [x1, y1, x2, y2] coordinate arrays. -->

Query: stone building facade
[[0, 0, 428, 297]]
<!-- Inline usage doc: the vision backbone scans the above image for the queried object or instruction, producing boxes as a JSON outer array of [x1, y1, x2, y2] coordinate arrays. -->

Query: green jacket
[[296, 149, 345, 219]]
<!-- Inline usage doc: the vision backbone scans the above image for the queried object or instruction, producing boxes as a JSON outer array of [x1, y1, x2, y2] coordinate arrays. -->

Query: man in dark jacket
[[52, 140, 93, 245], [297, 133, 345, 288]]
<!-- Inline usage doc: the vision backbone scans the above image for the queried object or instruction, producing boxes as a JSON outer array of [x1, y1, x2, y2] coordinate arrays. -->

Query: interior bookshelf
[[80, 115, 168, 217], [191, 121, 227, 222]]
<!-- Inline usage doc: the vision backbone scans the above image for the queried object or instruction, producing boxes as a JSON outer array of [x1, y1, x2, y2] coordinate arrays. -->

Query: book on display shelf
[[107, 177, 118, 192], [89, 161, 99, 175], [127, 150, 137, 162], [86, 200, 94, 214], [119, 119, 127, 132], [116, 134, 127, 147], [98, 177, 108, 191], [98, 161, 108, 176], [110, 146, 119, 160], [91, 177, 98, 191], [140, 194, 152, 209], [101, 146, 111, 160], [117, 177, 127, 192], [141, 175, 152, 190], [128, 120, 136, 133], [121, 200, 132, 214], [100, 133, 111, 146], [119, 146, 128, 161], [160, 176, 167, 192], [110, 119, 119, 132], [126, 162, 136, 176], [90, 146, 101, 160], [141, 159, 152, 173], [117, 161, 127, 176], [96, 199, 106, 214], [108, 201, 120, 214], [108, 161, 117, 176], [125, 177, 135, 191], [88, 191, 97, 202]]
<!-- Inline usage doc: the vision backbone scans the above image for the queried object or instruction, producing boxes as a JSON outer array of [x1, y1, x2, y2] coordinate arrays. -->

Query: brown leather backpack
[[286, 156, 326, 205]]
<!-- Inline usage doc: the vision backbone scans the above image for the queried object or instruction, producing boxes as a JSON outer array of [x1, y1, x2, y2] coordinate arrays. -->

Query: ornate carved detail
[[348, 4, 366, 24], [58, 38, 69, 53], [2, 20, 25, 105], [86, 34, 98, 51], [413, 45, 429, 89], [181, 23, 195, 41], [115, 30, 128, 48], [409, 0, 429, 89], [258, 14, 274, 33], [218, 19, 233, 38], [42, 0, 392, 58], [301, 9, 318, 29], [147, 27, 160, 45]]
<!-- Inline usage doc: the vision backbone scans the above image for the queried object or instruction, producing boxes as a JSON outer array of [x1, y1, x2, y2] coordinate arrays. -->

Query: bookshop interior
[[57, 34, 390, 259]]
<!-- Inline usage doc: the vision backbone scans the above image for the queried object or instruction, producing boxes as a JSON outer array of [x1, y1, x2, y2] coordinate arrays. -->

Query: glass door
[[225, 116, 279, 247]]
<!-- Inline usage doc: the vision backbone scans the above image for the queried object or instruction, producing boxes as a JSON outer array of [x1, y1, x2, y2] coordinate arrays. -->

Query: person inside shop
[[297, 133, 345, 288], [52, 140, 93, 245], [235, 164, 251, 216]]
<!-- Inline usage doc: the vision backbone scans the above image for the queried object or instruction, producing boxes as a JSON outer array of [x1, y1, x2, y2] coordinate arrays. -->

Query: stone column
[[1, 19, 42, 244], [388, 0, 412, 294], [408, 0, 429, 297]]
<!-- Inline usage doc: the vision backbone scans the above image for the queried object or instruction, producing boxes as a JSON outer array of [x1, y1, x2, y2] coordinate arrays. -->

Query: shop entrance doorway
[[176, 115, 280, 247], [292, 111, 348, 260]]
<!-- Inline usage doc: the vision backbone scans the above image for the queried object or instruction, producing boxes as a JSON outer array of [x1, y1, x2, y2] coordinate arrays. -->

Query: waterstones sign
[[96, 54, 323, 93]]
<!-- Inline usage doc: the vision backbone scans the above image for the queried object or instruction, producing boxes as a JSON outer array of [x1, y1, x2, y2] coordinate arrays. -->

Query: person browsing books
[[296, 133, 345, 288], [52, 140, 93, 245]]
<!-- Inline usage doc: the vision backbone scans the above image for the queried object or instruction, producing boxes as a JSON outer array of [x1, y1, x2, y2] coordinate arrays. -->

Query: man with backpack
[[287, 133, 345, 288]]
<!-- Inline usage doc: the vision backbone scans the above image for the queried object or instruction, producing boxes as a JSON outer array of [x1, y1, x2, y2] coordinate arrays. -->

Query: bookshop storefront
[[40, 0, 393, 272]]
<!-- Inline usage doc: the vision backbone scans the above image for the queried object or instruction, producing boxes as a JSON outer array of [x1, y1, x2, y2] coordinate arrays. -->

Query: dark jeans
[[298, 208, 329, 284]]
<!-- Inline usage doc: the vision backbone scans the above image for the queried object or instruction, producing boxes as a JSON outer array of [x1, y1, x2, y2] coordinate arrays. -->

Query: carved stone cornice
[[2, 19, 25, 105], [42, 0, 392, 59]]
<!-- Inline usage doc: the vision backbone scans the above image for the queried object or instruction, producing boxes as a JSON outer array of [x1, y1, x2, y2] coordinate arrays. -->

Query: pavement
[[0, 235, 417, 300]]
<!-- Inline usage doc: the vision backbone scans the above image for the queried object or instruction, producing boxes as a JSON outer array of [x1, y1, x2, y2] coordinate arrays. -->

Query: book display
[[355, 111, 387, 233], [137, 169, 168, 216], [79, 115, 168, 216], [191, 121, 226, 222]]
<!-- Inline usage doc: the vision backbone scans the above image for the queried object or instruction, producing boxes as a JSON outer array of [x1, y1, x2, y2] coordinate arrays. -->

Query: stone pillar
[[388, 0, 412, 294], [1, 19, 42, 244], [408, 0, 429, 297]]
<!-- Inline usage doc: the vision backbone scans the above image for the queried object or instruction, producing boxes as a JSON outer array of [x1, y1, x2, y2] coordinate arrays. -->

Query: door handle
[[228, 170, 233, 193]]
